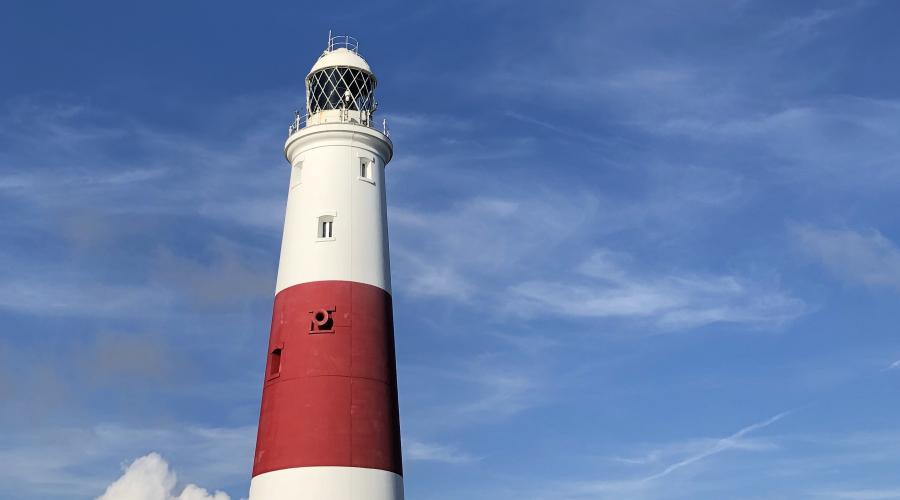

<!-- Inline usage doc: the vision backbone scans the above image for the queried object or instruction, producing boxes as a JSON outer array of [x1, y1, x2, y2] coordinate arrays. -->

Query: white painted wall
[[249, 466, 404, 500], [276, 123, 394, 295]]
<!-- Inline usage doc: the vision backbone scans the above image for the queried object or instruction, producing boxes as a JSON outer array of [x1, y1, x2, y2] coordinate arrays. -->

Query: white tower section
[[276, 35, 393, 296]]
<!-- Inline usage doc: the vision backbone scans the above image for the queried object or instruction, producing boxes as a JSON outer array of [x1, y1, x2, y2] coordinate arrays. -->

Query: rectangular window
[[359, 158, 374, 183], [268, 347, 282, 379]]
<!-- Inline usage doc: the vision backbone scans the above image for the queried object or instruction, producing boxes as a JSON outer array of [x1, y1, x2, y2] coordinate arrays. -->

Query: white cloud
[[390, 194, 592, 302], [452, 363, 538, 421], [400, 340, 550, 438], [506, 250, 805, 329], [0, 280, 173, 318], [0, 236, 274, 318], [0, 227, 272, 319], [391, 186, 784, 332], [0, 95, 288, 227], [793, 225, 900, 291], [410, 354, 542, 431], [0, 424, 254, 499], [816, 488, 900, 500], [660, 98, 900, 176], [95, 453, 229, 500], [391, 246, 475, 301], [764, 8, 841, 41], [405, 439, 479, 464], [478, 4, 899, 193]]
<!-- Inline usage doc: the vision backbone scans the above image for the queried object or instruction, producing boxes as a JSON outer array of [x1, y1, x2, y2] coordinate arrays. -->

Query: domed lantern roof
[[309, 47, 372, 75]]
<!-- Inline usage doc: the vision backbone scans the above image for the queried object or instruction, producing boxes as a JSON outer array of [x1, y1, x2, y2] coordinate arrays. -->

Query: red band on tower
[[252, 281, 402, 477]]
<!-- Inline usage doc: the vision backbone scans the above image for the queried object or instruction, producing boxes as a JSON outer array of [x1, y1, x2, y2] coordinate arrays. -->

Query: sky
[[2, 0, 900, 499]]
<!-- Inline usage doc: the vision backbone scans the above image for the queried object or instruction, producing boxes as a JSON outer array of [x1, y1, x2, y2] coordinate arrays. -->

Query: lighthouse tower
[[249, 34, 403, 500]]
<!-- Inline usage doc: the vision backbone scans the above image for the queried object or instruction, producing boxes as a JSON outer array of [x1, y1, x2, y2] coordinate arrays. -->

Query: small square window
[[359, 158, 374, 183]]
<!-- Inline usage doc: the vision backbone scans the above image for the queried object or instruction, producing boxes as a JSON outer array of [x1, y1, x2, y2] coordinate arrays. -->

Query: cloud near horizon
[[95, 453, 230, 500]]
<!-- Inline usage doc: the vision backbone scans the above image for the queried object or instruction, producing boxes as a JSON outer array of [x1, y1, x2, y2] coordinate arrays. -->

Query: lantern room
[[303, 34, 378, 127]]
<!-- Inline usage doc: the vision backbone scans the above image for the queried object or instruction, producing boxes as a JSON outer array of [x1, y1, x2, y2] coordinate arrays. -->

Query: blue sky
[[2, 0, 900, 499]]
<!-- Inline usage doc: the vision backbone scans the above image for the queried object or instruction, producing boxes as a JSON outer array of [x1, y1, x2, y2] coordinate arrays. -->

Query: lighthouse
[[249, 34, 403, 500]]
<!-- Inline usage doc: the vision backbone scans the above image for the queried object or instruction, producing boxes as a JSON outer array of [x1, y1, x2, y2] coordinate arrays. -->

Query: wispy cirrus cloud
[[532, 426, 900, 500], [534, 411, 790, 500], [477, 2, 898, 194], [815, 488, 900, 500], [404, 439, 480, 464], [390, 193, 592, 303], [403, 350, 544, 435], [764, 7, 843, 41], [0, 97, 283, 321], [639, 411, 789, 483], [793, 225, 900, 291], [609, 434, 778, 468], [507, 250, 805, 329], [656, 98, 900, 185], [0, 94, 289, 227], [0, 280, 173, 318], [392, 186, 806, 330], [0, 235, 273, 318], [391, 183, 800, 330]]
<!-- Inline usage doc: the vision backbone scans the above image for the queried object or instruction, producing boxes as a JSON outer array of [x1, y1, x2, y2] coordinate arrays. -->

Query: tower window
[[317, 215, 335, 240], [267, 346, 282, 380], [358, 158, 375, 184]]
